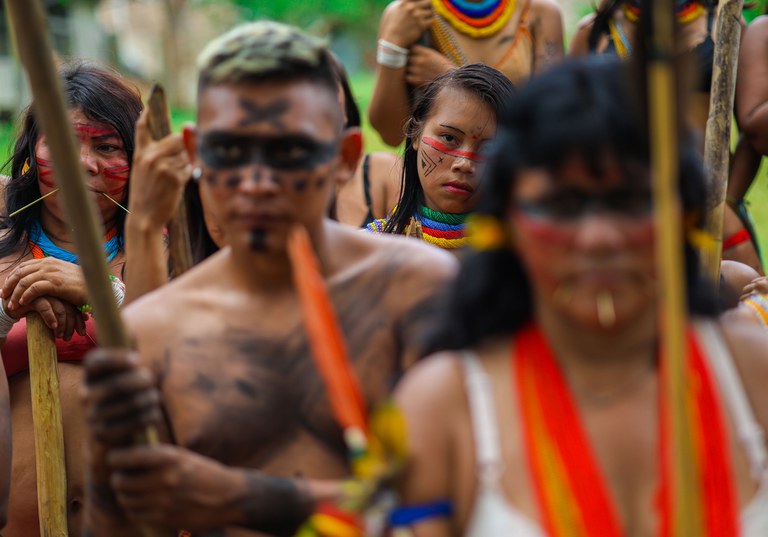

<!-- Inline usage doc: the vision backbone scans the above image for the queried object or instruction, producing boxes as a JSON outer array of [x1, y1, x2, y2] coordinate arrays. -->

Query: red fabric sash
[[514, 323, 739, 537]]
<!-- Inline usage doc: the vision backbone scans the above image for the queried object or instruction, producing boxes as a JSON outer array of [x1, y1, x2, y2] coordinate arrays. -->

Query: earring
[[22, 159, 30, 175], [191, 167, 202, 182]]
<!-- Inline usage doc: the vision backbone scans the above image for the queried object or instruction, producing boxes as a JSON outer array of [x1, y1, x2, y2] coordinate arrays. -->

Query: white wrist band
[[378, 39, 409, 55], [0, 298, 19, 338], [377, 39, 409, 69]]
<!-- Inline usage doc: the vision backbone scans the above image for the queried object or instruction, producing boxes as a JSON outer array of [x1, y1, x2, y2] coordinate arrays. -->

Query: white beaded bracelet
[[0, 298, 19, 339], [378, 39, 409, 55]]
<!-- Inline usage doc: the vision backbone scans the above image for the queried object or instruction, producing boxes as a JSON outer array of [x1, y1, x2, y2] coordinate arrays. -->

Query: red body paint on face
[[512, 211, 574, 247], [422, 136, 483, 162], [103, 165, 130, 195], [74, 124, 120, 139]]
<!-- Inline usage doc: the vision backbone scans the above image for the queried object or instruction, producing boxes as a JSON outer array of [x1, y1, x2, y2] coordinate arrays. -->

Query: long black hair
[[0, 60, 142, 260], [384, 64, 516, 234], [422, 56, 720, 355], [588, 0, 719, 52]]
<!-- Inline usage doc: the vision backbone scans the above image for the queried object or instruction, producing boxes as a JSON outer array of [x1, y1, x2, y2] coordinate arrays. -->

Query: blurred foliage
[[198, 0, 389, 40]]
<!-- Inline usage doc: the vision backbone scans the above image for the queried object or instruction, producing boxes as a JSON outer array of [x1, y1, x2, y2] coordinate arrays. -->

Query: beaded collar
[[414, 205, 469, 249], [28, 221, 121, 264], [431, 0, 517, 39], [623, 0, 704, 24]]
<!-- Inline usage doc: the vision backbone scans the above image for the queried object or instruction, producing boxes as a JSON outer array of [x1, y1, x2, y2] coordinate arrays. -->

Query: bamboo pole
[[701, 0, 745, 282], [4, 1, 164, 535], [27, 313, 67, 537], [646, 0, 699, 534], [146, 84, 193, 276]]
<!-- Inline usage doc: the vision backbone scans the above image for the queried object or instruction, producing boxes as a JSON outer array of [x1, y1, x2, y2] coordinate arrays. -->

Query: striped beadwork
[[624, 0, 704, 25], [432, 0, 517, 38]]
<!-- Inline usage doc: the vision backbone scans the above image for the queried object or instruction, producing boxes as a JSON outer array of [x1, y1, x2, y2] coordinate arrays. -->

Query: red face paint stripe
[[74, 125, 120, 138], [104, 165, 130, 174], [36, 157, 53, 168], [512, 212, 574, 247], [422, 137, 483, 162]]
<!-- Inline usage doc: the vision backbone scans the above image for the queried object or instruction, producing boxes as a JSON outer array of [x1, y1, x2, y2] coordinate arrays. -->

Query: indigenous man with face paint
[[81, 21, 457, 536]]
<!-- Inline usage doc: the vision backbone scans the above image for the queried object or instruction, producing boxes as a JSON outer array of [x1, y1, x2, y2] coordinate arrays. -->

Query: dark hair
[[422, 56, 720, 355], [184, 181, 219, 264], [588, 0, 718, 52], [196, 21, 339, 100], [384, 63, 516, 234], [0, 60, 142, 260], [329, 53, 361, 129]]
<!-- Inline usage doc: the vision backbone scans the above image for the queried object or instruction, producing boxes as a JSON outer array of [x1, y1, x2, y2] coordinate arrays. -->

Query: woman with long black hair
[[366, 63, 514, 250], [391, 56, 768, 536], [0, 60, 142, 536]]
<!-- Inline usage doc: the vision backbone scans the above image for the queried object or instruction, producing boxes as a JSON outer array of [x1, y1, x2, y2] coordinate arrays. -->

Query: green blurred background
[[0, 0, 767, 259]]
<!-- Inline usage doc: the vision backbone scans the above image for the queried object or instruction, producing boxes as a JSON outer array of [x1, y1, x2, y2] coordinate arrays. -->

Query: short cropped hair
[[196, 21, 338, 95]]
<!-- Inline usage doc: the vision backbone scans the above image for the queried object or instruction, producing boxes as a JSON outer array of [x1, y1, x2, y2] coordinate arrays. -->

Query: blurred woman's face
[[412, 87, 495, 214], [508, 153, 657, 330]]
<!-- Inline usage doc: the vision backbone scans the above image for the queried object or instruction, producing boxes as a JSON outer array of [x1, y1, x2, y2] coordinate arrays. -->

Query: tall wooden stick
[[146, 84, 193, 276], [4, 1, 163, 535], [646, 0, 699, 534], [702, 0, 745, 281], [27, 313, 68, 537]]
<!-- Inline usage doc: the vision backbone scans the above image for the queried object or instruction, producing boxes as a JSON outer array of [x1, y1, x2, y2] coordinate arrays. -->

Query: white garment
[[460, 322, 768, 537]]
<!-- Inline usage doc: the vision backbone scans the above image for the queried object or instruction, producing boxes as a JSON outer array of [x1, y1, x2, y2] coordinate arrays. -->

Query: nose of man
[[239, 164, 282, 196]]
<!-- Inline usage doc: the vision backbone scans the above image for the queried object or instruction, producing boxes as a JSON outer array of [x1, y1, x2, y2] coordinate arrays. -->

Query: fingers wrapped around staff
[[82, 348, 162, 446]]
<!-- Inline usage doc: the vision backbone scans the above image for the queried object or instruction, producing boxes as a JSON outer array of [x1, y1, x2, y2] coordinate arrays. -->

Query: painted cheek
[[422, 136, 483, 162], [512, 212, 574, 247], [36, 156, 56, 189], [102, 161, 130, 195]]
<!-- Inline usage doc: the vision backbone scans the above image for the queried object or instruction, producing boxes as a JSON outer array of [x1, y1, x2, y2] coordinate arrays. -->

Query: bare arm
[[123, 110, 191, 305], [394, 355, 463, 537], [736, 16, 768, 155], [369, 151, 404, 218], [568, 15, 597, 57], [369, 0, 434, 147], [0, 361, 9, 529], [531, 0, 564, 73]]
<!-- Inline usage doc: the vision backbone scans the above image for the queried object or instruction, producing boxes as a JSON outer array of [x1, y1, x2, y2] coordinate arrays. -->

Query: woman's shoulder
[[712, 317, 768, 430], [530, 0, 563, 18], [396, 351, 468, 415]]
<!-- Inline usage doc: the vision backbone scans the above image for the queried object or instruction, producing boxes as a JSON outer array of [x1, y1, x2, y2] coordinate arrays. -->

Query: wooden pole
[[702, 0, 745, 282], [146, 84, 193, 276], [27, 313, 68, 537], [4, 1, 164, 535], [646, 0, 699, 534]]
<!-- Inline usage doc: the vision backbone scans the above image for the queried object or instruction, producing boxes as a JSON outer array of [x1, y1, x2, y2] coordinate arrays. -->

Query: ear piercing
[[192, 167, 202, 182]]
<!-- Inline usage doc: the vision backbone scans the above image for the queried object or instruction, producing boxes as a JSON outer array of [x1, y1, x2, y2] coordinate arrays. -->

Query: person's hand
[[405, 45, 455, 87], [127, 108, 192, 230], [107, 444, 239, 531], [741, 276, 768, 299], [0, 257, 88, 310], [6, 295, 87, 340], [380, 0, 434, 48], [82, 348, 162, 447]]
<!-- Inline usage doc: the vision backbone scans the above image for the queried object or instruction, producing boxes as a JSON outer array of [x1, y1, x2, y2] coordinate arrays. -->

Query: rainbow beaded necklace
[[623, 0, 705, 24], [414, 205, 468, 249], [431, 0, 517, 39]]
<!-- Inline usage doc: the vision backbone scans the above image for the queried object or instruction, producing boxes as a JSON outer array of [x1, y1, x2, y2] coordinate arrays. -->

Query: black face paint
[[198, 132, 339, 172], [250, 229, 267, 251], [420, 150, 437, 177], [315, 178, 325, 189], [238, 98, 290, 128], [293, 179, 308, 192]]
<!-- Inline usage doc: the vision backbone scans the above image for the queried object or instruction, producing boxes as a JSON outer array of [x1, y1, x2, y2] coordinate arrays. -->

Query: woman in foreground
[[392, 57, 768, 536]]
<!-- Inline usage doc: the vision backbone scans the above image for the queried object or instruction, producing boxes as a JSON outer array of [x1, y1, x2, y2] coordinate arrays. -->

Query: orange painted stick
[[287, 226, 369, 442]]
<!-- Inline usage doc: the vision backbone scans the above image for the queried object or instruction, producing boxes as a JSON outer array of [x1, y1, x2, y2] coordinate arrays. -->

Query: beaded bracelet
[[78, 275, 126, 314], [0, 298, 19, 338]]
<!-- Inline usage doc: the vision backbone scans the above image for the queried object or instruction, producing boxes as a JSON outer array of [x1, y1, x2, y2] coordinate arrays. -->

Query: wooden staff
[[5, 1, 163, 535], [701, 0, 745, 282], [146, 84, 193, 276], [646, 0, 699, 534], [27, 313, 67, 537]]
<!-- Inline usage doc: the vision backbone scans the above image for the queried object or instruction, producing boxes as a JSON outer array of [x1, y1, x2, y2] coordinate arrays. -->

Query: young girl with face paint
[[391, 57, 768, 536], [366, 63, 515, 250], [0, 61, 142, 536]]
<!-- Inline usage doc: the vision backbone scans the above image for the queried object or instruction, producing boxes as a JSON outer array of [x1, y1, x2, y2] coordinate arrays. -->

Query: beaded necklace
[[414, 205, 468, 249], [431, 0, 517, 39], [623, 0, 705, 24], [28, 221, 121, 264]]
